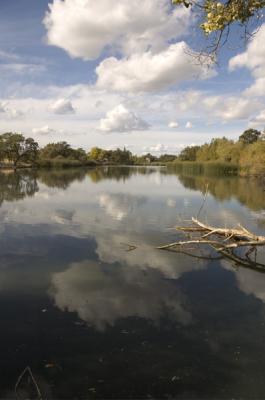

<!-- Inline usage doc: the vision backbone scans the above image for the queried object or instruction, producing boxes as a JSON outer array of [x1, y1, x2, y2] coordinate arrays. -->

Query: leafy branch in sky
[[172, 0, 265, 59]]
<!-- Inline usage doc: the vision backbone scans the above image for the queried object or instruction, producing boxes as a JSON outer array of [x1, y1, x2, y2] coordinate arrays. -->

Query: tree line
[[0, 133, 173, 167], [176, 129, 265, 175], [0, 129, 264, 175], [0, 133, 90, 168]]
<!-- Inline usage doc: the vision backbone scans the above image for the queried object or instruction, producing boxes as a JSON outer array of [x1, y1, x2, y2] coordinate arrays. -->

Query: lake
[[0, 166, 265, 399]]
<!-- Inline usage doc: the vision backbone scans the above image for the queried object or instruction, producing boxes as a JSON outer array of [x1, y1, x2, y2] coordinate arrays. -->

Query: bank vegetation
[[0, 128, 264, 176]]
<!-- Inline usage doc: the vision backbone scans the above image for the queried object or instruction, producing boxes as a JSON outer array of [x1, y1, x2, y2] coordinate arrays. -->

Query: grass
[[167, 161, 239, 176]]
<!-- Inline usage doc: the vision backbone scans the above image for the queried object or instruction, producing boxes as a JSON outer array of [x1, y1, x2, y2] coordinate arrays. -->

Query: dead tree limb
[[158, 217, 265, 271], [190, 218, 265, 243], [15, 366, 42, 400]]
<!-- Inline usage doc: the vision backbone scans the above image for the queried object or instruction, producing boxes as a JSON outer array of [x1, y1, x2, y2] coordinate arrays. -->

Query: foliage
[[179, 146, 200, 161], [0, 133, 39, 166], [172, 0, 265, 33], [239, 140, 265, 175], [39, 142, 92, 166], [157, 154, 177, 162], [36, 158, 95, 169], [195, 138, 244, 163], [0, 130, 264, 176], [40, 141, 71, 159], [89, 147, 104, 162], [239, 128, 261, 144], [172, 0, 265, 59], [89, 147, 133, 164], [170, 129, 264, 176], [73, 148, 88, 161], [167, 160, 238, 176]]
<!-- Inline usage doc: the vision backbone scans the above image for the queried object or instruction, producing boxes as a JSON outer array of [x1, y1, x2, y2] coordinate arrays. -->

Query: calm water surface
[[0, 166, 265, 399]]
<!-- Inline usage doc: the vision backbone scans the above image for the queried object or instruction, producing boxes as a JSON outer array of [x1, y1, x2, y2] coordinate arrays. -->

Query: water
[[0, 166, 265, 399]]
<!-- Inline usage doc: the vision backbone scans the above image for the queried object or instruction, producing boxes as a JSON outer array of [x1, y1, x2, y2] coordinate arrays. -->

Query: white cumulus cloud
[[244, 77, 265, 97], [0, 102, 6, 113], [229, 24, 265, 78], [0, 102, 24, 119], [44, 0, 191, 60], [50, 98, 75, 114], [250, 109, 265, 127], [202, 96, 262, 121], [32, 125, 56, 135], [96, 42, 215, 92], [143, 143, 184, 155], [168, 121, 179, 128], [99, 104, 149, 133], [229, 24, 265, 97]]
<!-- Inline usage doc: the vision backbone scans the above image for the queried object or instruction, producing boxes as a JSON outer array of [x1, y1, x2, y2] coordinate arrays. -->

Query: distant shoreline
[[0, 160, 264, 179]]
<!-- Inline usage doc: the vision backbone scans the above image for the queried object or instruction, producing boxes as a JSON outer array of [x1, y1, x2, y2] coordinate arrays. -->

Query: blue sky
[[0, 0, 264, 154]]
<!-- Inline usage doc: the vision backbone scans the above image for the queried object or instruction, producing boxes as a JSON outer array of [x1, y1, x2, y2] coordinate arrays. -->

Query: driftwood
[[158, 218, 265, 271]]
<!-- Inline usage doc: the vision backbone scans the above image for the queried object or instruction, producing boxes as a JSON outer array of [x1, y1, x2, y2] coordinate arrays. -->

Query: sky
[[0, 0, 265, 155]]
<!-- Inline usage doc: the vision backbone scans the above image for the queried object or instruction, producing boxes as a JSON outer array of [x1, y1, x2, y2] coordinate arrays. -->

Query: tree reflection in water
[[164, 166, 265, 211], [0, 170, 39, 206]]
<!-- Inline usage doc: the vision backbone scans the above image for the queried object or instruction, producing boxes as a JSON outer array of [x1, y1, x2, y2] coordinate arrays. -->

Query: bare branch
[[158, 216, 265, 271]]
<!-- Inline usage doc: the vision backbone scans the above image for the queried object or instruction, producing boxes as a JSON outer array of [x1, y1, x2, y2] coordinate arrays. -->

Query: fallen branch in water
[[158, 217, 265, 271], [120, 242, 137, 252], [15, 366, 42, 400]]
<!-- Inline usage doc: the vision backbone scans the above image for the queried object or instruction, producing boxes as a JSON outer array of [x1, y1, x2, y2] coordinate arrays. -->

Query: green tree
[[40, 141, 73, 159], [0, 133, 39, 167], [71, 148, 88, 161], [213, 137, 234, 162], [89, 147, 133, 164], [157, 154, 177, 162], [239, 140, 265, 175], [239, 129, 261, 144], [179, 146, 200, 161], [89, 147, 106, 162], [109, 148, 133, 164], [196, 143, 212, 161], [143, 153, 157, 163]]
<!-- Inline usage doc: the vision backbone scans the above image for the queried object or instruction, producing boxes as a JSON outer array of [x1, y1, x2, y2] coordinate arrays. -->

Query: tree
[[0, 133, 39, 167], [239, 140, 265, 175], [73, 148, 87, 162], [196, 143, 213, 161], [179, 145, 200, 161], [40, 141, 73, 159], [172, 0, 265, 58], [108, 148, 133, 164], [142, 153, 157, 163], [89, 147, 106, 162], [158, 154, 177, 162], [89, 147, 133, 164], [239, 129, 261, 144]]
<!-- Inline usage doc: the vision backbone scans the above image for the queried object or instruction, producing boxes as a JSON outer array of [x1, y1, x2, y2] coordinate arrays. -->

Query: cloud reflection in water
[[50, 260, 192, 331]]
